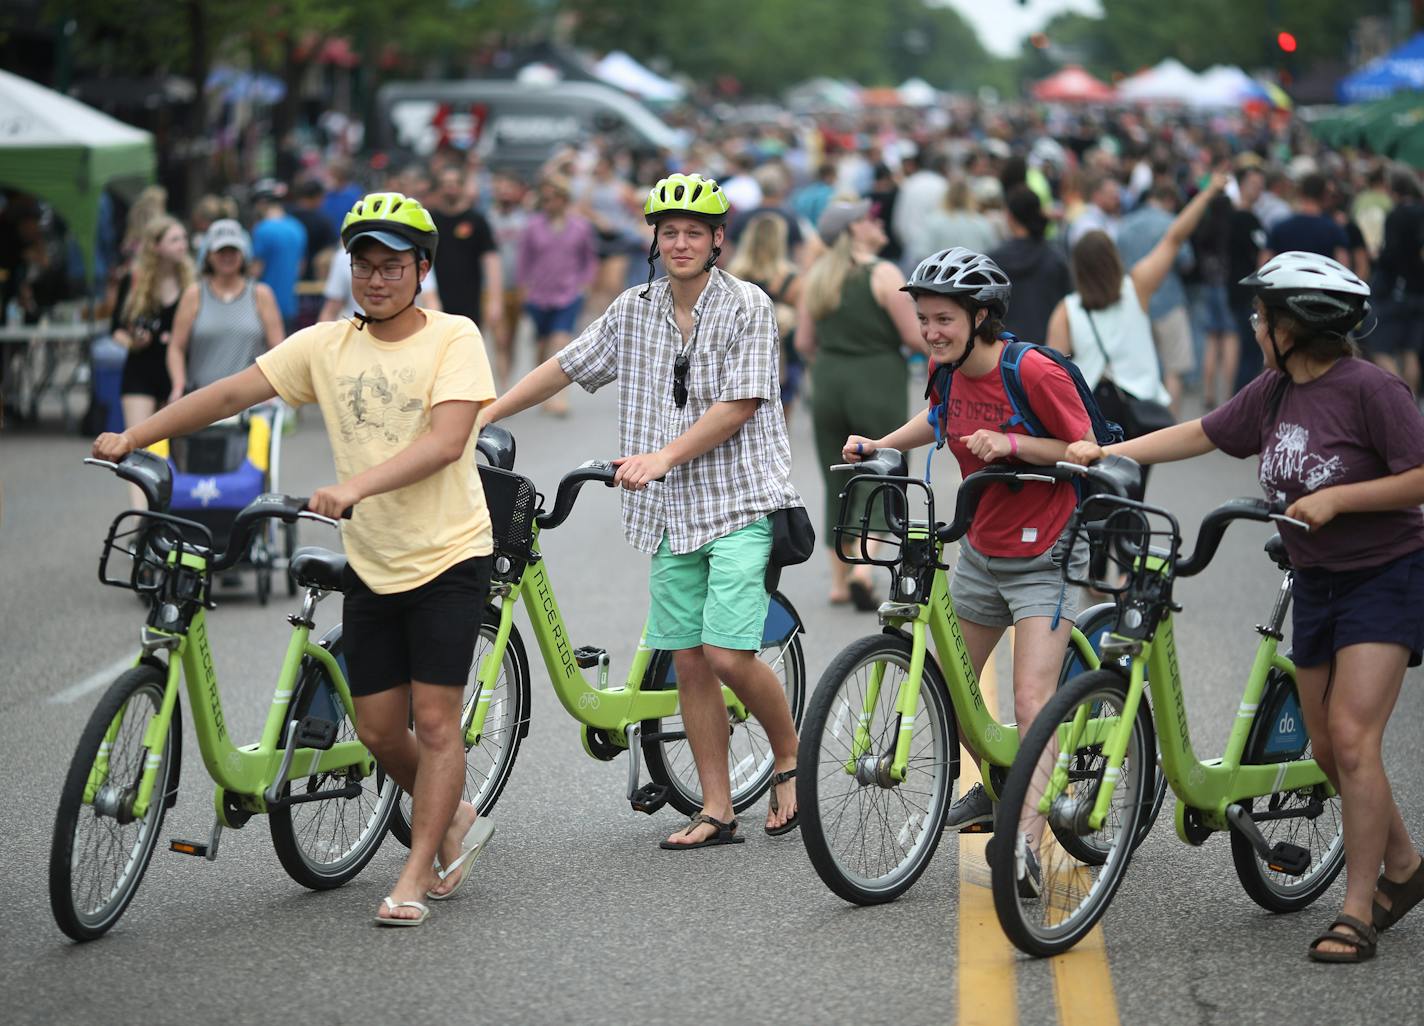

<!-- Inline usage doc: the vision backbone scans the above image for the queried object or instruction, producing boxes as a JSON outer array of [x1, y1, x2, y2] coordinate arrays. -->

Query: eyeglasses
[[673, 352, 690, 409], [351, 260, 412, 280]]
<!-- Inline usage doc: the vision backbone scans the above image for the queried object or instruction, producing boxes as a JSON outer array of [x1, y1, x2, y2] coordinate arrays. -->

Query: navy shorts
[[1368, 297, 1424, 357], [525, 297, 583, 337], [1291, 548, 1424, 668], [341, 556, 492, 695]]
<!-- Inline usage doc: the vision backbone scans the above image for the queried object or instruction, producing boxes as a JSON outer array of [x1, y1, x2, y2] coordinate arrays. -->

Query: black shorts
[[120, 343, 171, 402], [1291, 548, 1424, 668], [341, 555, 493, 696]]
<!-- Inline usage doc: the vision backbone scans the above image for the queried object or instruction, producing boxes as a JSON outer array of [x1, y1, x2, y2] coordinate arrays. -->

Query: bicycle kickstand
[[625, 722, 670, 815]]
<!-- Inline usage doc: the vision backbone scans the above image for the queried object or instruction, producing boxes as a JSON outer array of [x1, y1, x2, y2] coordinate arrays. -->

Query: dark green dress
[[810, 261, 910, 546]]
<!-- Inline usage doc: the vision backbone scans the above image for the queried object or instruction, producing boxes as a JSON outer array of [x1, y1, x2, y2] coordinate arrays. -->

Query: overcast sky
[[938, 0, 1104, 58]]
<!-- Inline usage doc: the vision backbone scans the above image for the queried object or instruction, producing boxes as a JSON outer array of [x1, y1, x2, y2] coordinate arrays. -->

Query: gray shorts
[[950, 532, 1090, 629]]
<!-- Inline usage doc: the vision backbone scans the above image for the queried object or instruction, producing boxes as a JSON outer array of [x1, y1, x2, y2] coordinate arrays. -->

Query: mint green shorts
[[647, 517, 772, 651]]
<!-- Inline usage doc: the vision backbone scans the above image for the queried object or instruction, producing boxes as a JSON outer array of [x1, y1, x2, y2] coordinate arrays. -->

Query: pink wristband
[[1008, 433, 1019, 457]]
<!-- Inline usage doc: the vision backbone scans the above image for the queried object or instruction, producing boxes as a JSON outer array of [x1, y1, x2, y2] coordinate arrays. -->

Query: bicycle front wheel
[[991, 668, 1151, 957], [1064, 602, 1165, 855], [270, 631, 400, 889], [798, 632, 956, 905], [1231, 669, 1344, 912], [388, 609, 530, 848], [50, 663, 180, 942], [642, 593, 807, 816]]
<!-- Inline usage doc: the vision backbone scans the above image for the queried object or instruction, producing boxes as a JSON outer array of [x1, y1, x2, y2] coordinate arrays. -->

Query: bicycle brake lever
[[1269, 513, 1311, 531], [83, 457, 120, 470]]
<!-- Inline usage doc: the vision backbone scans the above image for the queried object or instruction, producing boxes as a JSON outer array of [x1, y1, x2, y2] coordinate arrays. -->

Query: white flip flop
[[375, 896, 430, 927], [427, 818, 495, 901]]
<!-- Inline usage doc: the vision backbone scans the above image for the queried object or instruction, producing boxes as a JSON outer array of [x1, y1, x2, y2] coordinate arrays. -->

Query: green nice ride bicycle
[[989, 458, 1345, 957], [51, 451, 398, 942], [796, 451, 1166, 906], [384, 424, 806, 842]]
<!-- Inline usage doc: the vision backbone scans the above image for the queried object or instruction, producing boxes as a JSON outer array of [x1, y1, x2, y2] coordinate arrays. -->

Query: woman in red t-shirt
[[841, 247, 1095, 869]]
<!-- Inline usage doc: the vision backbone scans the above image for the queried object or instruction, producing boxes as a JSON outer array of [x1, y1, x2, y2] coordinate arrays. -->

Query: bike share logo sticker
[[578, 692, 600, 711], [1262, 691, 1308, 759], [191, 478, 222, 507]]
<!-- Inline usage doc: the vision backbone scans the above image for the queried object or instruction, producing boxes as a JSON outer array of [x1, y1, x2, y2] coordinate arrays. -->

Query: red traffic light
[[1277, 31, 1297, 53]]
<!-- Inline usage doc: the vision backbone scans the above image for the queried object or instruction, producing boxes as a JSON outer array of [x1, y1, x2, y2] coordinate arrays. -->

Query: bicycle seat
[[289, 547, 348, 592], [1264, 534, 1293, 572]]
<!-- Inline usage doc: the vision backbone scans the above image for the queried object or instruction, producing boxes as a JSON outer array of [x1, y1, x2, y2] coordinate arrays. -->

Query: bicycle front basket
[[833, 474, 931, 569], [478, 464, 539, 583]]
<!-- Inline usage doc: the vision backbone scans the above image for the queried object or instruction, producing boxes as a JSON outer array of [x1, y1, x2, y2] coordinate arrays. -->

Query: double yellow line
[[956, 643, 1121, 1026]]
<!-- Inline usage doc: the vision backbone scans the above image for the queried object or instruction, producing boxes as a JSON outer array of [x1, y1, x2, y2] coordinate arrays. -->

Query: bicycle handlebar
[[1174, 498, 1305, 577], [938, 462, 1082, 543], [87, 456, 347, 573], [535, 459, 618, 530]]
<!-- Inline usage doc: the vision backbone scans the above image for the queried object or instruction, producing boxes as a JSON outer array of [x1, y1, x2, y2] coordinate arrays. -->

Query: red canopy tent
[[1031, 66, 1116, 103]]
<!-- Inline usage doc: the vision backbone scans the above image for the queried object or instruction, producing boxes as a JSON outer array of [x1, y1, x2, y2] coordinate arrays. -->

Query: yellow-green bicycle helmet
[[643, 173, 731, 226], [340, 191, 439, 263]]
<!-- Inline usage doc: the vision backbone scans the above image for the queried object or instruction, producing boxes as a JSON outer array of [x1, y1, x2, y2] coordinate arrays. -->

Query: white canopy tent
[[1189, 65, 1271, 109], [1117, 58, 1204, 105], [593, 51, 685, 103], [0, 68, 155, 279]]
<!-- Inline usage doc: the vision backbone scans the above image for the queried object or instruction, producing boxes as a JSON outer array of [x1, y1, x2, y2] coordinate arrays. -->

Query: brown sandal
[[1308, 914, 1378, 963], [659, 813, 745, 850], [1373, 855, 1424, 931], [765, 768, 799, 836]]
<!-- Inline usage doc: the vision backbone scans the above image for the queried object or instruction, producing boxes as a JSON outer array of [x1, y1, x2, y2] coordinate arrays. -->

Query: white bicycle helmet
[[902, 247, 1012, 317], [1239, 251, 1370, 333]]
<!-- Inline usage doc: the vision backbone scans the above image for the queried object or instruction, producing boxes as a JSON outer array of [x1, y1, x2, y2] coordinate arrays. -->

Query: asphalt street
[[4, 368, 1424, 1026]]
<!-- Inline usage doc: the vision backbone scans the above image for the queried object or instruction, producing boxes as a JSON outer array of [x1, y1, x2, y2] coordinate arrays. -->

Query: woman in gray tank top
[[166, 218, 284, 400]]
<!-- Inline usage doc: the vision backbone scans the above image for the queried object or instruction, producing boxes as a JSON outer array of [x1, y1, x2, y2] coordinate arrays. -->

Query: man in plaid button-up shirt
[[481, 173, 803, 848]]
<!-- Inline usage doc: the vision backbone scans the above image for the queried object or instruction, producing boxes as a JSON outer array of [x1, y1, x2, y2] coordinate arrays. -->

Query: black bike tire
[[50, 664, 178, 942], [641, 625, 807, 818], [269, 631, 400, 889], [388, 609, 531, 848], [991, 668, 1150, 957], [1230, 669, 1345, 912], [798, 632, 956, 905]]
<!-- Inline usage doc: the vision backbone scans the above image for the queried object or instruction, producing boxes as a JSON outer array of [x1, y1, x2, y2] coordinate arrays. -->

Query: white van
[[376, 79, 683, 170]]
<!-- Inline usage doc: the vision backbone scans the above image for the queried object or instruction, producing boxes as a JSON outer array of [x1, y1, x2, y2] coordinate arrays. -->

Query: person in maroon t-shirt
[[1068, 252, 1424, 964], [841, 248, 1095, 891]]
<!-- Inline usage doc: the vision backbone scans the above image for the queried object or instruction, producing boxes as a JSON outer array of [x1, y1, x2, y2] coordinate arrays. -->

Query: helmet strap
[[349, 256, 425, 329], [640, 239, 660, 300]]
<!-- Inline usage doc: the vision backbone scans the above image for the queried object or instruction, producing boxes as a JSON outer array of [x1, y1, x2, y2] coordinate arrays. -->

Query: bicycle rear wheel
[[991, 668, 1150, 957], [641, 593, 807, 817], [798, 632, 956, 905], [1231, 669, 1344, 912], [50, 664, 180, 941], [389, 609, 530, 847], [270, 631, 400, 889]]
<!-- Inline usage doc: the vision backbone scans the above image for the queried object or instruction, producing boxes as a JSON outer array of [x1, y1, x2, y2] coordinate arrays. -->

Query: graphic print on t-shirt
[[335, 363, 426, 445], [1259, 422, 1345, 505]]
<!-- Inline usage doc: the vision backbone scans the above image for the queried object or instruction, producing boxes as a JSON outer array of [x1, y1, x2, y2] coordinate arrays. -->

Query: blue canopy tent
[[1340, 34, 1424, 103]]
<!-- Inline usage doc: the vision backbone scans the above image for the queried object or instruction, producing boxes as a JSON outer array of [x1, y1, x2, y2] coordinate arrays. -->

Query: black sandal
[[659, 813, 745, 850], [765, 768, 800, 836], [1308, 914, 1378, 963], [1373, 855, 1424, 931]]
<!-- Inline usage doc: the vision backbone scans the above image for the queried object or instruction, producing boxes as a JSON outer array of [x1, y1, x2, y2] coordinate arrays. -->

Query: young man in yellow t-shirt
[[92, 193, 497, 927]]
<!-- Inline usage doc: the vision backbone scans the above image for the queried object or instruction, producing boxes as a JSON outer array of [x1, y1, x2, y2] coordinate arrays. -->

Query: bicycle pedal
[[1265, 842, 1311, 876], [294, 716, 337, 750], [573, 646, 607, 670], [958, 822, 993, 834], [630, 782, 670, 815], [169, 839, 209, 857]]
